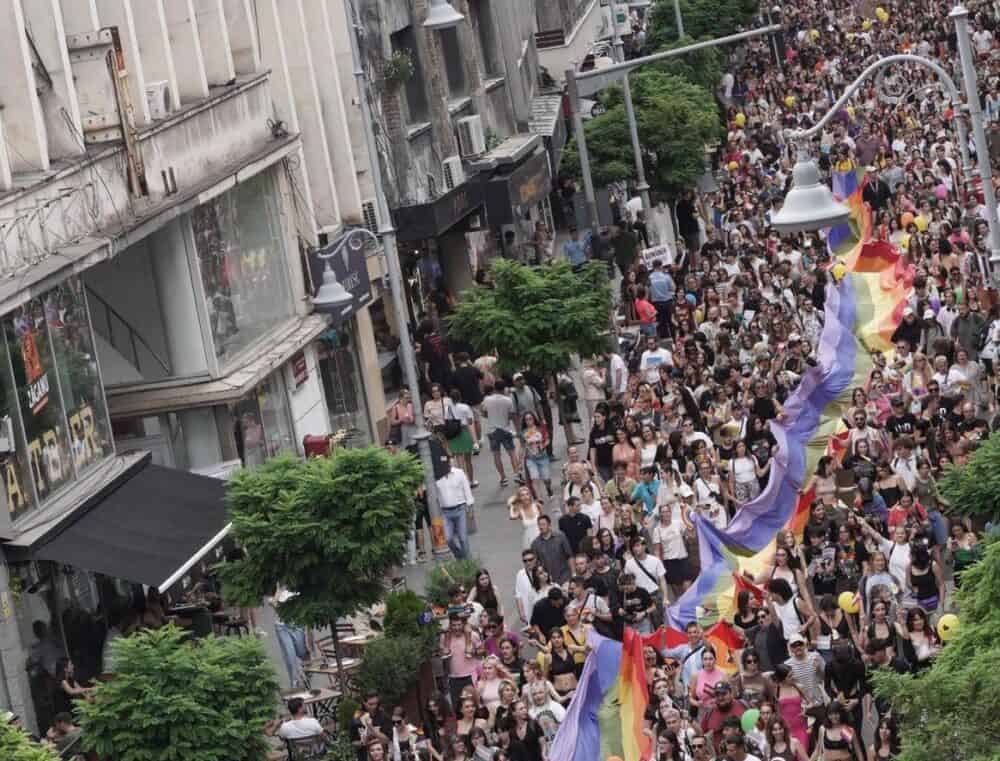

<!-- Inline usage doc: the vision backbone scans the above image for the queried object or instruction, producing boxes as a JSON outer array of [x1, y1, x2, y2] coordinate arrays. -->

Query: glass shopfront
[[1, 276, 113, 521], [233, 371, 296, 467], [317, 329, 373, 447], [191, 168, 295, 364]]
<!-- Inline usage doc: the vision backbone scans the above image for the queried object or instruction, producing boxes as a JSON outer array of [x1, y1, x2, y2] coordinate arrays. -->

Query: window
[[190, 168, 294, 364], [390, 27, 430, 124], [1, 276, 113, 521], [470, 0, 502, 77], [234, 373, 295, 467], [438, 27, 468, 99]]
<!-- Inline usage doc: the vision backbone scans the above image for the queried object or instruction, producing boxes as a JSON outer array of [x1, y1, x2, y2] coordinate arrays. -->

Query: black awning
[[10, 458, 229, 592]]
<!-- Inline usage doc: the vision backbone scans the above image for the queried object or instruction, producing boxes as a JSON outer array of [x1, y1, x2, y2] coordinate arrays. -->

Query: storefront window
[[234, 372, 295, 467], [3, 298, 74, 507], [318, 330, 372, 446], [1, 276, 113, 522], [49, 278, 113, 475], [191, 168, 295, 364]]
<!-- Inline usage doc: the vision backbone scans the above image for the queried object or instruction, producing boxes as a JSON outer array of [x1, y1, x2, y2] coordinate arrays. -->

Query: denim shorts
[[525, 454, 551, 480], [488, 428, 516, 452]]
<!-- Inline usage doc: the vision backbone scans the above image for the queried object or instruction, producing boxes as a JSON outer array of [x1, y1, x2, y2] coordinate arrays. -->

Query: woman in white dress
[[508, 486, 542, 549], [729, 440, 770, 506]]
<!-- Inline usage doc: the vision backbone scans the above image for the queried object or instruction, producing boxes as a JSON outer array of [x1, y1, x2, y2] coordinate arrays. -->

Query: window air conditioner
[[442, 156, 466, 190], [456, 115, 487, 157], [362, 199, 379, 233], [145, 80, 172, 120]]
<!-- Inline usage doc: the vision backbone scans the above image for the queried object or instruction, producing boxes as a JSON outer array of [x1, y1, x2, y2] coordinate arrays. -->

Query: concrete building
[[0, 0, 385, 730], [337, 0, 562, 311], [535, 0, 613, 85]]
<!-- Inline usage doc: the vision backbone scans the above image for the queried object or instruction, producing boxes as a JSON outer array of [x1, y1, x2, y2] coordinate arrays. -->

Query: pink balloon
[[935, 184, 948, 200]]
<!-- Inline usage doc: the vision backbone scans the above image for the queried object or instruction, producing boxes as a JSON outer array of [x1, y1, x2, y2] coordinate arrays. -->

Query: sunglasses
[[745, 657, 758, 664]]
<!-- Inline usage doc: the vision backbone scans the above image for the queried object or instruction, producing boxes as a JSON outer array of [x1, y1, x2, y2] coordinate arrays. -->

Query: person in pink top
[[688, 646, 726, 721], [440, 614, 483, 713]]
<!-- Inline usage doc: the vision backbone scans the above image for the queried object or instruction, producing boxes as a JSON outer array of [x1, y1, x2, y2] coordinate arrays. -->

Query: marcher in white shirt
[[435, 458, 475, 559]]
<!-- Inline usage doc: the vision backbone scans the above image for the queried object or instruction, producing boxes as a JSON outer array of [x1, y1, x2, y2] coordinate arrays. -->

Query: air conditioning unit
[[145, 80, 172, 120], [361, 199, 379, 233], [456, 115, 487, 157], [442, 156, 465, 190]]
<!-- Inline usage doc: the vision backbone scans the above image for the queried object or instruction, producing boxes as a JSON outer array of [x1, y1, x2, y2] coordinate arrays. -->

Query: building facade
[[0, 0, 383, 729]]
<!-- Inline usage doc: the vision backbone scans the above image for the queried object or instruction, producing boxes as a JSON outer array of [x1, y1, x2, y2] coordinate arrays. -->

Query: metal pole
[[951, 5, 1000, 279], [611, 2, 652, 212], [767, 6, 783, 73], [566, 67, 601, 237], [346, 1, 449, 556], [673, 0, 684, 38]]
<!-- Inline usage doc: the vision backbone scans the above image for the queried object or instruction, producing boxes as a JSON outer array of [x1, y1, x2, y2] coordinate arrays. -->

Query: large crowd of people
[[365, 2, 1000, 761]]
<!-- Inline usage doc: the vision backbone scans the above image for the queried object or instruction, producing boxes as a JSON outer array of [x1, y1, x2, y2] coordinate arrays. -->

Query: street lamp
[[772, 7, 1000, 284], [313, 229, 370, 309], [345, 0, 451, 556], [423, 0, 464, 29], [771, 140, 850, 233]]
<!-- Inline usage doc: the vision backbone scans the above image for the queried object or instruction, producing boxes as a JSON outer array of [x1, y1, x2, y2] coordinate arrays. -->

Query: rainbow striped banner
[[549, 171, 916, 761]]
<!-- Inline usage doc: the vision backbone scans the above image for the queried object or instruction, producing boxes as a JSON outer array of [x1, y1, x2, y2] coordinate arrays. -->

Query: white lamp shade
[[313, 264, 353, 309], [770, 154, 850, 233], [423, 0, 464, 29]]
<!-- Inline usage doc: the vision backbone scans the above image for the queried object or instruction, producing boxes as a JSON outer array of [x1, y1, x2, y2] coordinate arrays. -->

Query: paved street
[[401, 375, 582, 623]]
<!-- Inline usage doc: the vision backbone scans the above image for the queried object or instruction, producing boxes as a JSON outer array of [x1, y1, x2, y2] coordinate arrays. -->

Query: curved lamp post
[[773, 9, 1000, 284]]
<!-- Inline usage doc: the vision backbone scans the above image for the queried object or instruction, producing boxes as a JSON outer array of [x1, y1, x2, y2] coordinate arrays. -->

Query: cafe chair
[[285, 733, 329, 761]]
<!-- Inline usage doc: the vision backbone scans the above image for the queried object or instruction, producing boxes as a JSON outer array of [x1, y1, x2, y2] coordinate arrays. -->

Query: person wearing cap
[[700, 680, 747, 755], [783, 632, 826, 707]]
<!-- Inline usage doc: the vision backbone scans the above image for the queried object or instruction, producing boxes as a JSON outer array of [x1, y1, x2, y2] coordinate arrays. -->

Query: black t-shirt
[[619, 586, 653, 624], [559, 512, 593, 554], [752, 396, 778, 421], [885, 412, 917, 438], [589, 423, 615, 467], [530, 599, 566, 637], [451, 364, 484, 406]]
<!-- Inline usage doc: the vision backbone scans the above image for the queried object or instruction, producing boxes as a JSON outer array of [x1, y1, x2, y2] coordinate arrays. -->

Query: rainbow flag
[[663, 169, 913, 628], [550, 628, 651, 761]]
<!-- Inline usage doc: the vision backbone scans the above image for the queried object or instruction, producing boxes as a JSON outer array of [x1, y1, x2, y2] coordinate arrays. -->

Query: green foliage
[[358, 634, 428, 708], [647, 0, 759, 48], [939, 434, 1000, 521], [872, 536, 1000, 761], [336, 697, 361, 739], [217, 448, 424, 628], [651, 36, 724, 92], [383, 51, 414, 86], [323, 732, 358, 761], [424, 557, 482, 608], [384, 590, 436, 653], [76, 625, 279, 761], [447, 260, 613, 377], [0, 721, 59, 761], [562, 71, 720, 198]]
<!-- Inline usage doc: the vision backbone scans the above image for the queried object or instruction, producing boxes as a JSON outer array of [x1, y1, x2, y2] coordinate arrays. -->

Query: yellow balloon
[[734, 112, 746, 127], [915, 215, 929, 232], [784, 95, 796, 108], [937, 613, 960, 641], [831, 262, 848, 282], [727, 161, 739, 171], [862, 19, 872, 31], [846, 32, 855, 41], [838, 591, 860, 614], [876, 8, 889, 22], [846, 106, 855, 118], [809, 28, 820, 40]]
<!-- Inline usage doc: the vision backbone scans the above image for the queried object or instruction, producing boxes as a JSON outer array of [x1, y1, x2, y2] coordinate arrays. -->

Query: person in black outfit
[[558, 497, 593, 554], [529, 588, 567, 645]]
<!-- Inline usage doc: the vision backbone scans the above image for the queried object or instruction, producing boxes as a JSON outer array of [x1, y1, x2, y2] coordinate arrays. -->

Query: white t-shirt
[[625, 554, 666, 595], [640, 348, 673, 383], [278, 717, 324, 739], [455, 402, 475, 427], [609, 353, 629, 394], [651, 521, 687, 560]]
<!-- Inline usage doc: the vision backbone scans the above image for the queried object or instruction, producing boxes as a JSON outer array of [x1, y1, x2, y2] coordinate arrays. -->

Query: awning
[[528, 93, 568, 172], [4, 452, 230, 595], [392, 179, 485, 242], [485, 150, 553, 226], [106, 313, 329, 417]]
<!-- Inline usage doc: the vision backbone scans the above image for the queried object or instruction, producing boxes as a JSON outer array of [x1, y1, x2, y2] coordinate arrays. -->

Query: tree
[[1, 722, 59, 761], [561, 71, 721, 199], [872, 536, 1000, 760], [447, 259, 613, 377], [938, 434, 1000, 522], [647, 0, 759, 48], [76, 625, 278, 761], [217, 448, 424, 674], [651, 36, 724, 93]]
